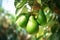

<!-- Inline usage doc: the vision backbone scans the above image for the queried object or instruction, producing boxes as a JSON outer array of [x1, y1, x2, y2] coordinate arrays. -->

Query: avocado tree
[[14, 0, 60, 40]]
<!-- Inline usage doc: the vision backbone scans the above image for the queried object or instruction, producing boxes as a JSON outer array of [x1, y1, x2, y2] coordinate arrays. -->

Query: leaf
[[15, 4, 28, 14], [37, 26, 44, 38], [37, 0, 42, 5], [21, 6, 28, 13], [48, 33, 60, 40], [15, 5, 29, 21], [28, 0, 34, 6], [14, 0, 27, 14], [14, 0, 27, 9], [14, 0, 21, 7], [37, 0, 50, 6], [43, 6, 56, 23]]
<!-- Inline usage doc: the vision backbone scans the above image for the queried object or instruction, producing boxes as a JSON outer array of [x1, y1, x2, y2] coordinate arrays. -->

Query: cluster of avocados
[[14, 0, 59, 34], [16, 9, 48, 34]]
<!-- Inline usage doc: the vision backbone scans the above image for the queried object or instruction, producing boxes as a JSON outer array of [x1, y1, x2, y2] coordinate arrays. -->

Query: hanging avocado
[[37, 9, 47, 26], [26, 16, 39, 34], [16, 13, 30, 27]]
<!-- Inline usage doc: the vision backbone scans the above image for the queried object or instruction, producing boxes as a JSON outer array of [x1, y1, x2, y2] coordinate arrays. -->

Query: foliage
[[0, 0, 60, 40], [14, 0, 60, 40]]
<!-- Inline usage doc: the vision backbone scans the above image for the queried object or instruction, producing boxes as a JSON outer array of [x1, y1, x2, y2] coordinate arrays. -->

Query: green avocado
[[26, 16, 39, 34]]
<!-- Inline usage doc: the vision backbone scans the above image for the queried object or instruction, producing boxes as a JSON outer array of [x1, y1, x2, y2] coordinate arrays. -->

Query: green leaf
[[37, 0, 50, 6], [37, 26, 44, 38], [15, 5, 29, 21], [14, 0, 27, 14], [43, 6, 56, 23], [48, 33, 60, 40], [21, 6, 28, 13], [14, 0, 27, 9], [37, 0, 42, 5], [28, 0, 34, 6], [15, 5, 28, 15], [14, 0, 21, 7]]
